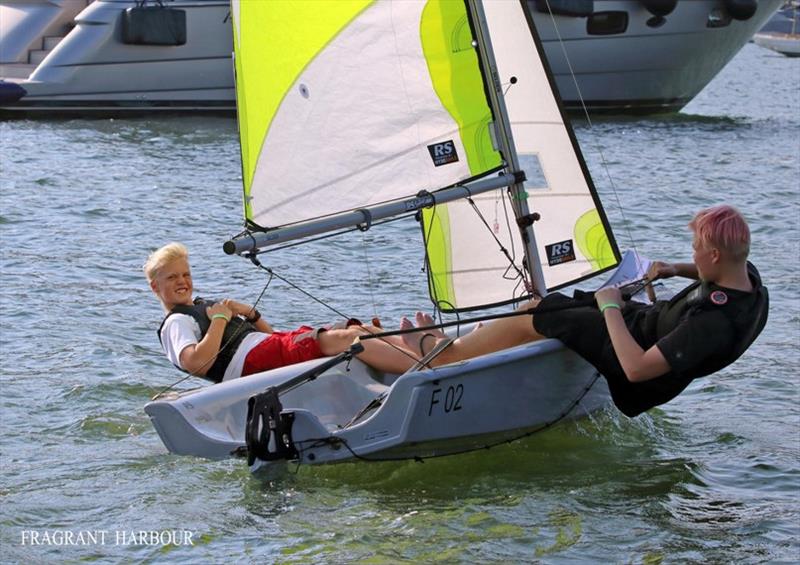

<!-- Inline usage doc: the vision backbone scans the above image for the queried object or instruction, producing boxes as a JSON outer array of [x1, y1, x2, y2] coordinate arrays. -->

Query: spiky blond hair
[[143, 242, 189, 283]]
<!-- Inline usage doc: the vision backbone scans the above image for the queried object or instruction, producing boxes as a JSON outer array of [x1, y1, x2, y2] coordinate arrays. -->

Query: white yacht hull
[[0, 0, 783, 114], [753, 32, 800, 55], [537, 0, 784, 113]]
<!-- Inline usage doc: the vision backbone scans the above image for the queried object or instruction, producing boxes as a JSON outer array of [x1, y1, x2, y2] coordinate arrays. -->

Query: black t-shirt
[[655, 292, 741, 376]]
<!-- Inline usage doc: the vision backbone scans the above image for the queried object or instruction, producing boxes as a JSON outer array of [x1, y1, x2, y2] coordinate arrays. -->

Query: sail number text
[[428, 384, 464, 416]]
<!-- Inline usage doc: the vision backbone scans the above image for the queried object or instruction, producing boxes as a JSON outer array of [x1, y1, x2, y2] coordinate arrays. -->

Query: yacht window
[[586, 11, 629, 35], [706, 8, 732, 28], [122, 6, 187, 46]]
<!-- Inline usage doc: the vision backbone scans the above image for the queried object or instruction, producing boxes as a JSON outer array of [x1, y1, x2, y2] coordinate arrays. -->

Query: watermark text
[[20, 529, 195, 546]]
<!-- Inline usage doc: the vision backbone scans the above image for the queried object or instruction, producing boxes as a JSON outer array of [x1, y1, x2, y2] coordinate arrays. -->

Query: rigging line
[[152, 270, 277, 400], [359, 275, 652, 342], [501, 187, 518, 267], [249, 258, 354, 322], [247, 257, 425, 366], [541, 0, 641, 261], [466, 194, 528, 285], [360, 230, 379, 321], [415, 196, 471, 338], [418, 191, 444, 320]]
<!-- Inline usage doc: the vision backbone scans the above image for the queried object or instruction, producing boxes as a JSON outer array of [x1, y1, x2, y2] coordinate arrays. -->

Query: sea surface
[[1, 43, 798, 564]]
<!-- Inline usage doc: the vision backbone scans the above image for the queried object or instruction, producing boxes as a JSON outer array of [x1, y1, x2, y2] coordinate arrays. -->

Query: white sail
[[232, 0, 503, 230]]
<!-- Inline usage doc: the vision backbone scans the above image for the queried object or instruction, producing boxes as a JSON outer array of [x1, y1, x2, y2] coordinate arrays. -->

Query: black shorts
[[532, 293, 622, 374], [532, 292, 641, 414]]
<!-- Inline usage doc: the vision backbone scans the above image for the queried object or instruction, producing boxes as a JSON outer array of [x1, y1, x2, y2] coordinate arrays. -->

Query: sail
[[423, 0, 621, 311], [231, 0, 503, 229], [230, 0, 620, 312]]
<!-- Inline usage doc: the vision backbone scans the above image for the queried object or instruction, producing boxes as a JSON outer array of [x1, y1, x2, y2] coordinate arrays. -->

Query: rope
[[246, 255, 423, 366], [465, 192, 529, 289], [360, 230, 379, 322], [357, 275, 653, 342]]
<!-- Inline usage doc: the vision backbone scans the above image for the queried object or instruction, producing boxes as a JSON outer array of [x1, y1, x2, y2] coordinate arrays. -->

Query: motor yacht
[[0, 0, 783, 114]]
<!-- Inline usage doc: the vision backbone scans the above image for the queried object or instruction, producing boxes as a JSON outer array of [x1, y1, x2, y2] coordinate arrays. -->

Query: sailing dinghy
[[145, 0, 649, 469]]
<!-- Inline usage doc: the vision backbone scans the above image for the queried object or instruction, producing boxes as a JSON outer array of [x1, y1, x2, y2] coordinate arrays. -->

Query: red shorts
[[241, 326, 324, 376]]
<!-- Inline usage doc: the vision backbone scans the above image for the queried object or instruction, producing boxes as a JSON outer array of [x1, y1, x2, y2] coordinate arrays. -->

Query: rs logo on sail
[[545, 239, 576, 266], [427, 140, 459, 167]]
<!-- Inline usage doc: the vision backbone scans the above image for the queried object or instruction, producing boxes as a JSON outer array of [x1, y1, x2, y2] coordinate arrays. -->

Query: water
[[1, 44, 798, 563]]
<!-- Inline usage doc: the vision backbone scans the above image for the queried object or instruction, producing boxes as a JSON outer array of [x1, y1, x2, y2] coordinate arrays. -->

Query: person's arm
[[179, 302, 233, 376], [648, 261, 699, 281], [221, 299, 274, 333], [594, 287, 671, 382]]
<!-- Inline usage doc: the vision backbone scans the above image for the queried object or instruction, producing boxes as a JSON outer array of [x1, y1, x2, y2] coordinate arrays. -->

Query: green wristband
[[211, 313, 230, 323], [600, 302, 621, 313]]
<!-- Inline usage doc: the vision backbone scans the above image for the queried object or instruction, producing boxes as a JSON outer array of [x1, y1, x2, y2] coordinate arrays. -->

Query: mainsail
[[229, 0, 620, 311]]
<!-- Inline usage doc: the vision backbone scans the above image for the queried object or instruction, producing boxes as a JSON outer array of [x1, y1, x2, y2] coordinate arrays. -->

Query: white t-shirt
[[160, 313, 267, 382]]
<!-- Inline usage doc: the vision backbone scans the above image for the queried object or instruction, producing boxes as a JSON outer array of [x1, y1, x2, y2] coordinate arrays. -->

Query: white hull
[[0, 0, 783, 114], [145, 339, 611, 468], [753, 32, 800, 55]]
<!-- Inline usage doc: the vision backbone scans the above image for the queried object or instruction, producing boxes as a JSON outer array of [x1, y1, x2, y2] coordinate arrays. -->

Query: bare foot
[[415, 312, 446, 338], [399, 314, 445, 356]]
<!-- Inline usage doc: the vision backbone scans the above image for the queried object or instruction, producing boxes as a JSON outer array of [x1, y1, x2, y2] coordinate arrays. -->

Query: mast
[[465, 0, 547, 297]]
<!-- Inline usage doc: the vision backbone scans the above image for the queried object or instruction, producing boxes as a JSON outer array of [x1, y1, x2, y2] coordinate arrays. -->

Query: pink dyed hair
[[689, 205, 750, 262]]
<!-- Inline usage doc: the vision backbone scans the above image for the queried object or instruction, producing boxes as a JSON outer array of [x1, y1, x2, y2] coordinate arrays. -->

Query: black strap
[[245, 387, 299, 466], [244, 344, 365, 465]]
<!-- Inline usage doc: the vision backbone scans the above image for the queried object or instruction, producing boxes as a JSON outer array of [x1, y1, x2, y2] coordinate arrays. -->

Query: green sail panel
[[419, 0, 503, 310], [231, 0, 501, 229]]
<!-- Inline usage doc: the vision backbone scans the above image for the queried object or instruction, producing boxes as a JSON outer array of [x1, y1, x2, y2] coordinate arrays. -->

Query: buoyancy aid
[[655, 262, 768, 369], [617, 263, 768, 417], [157, 298, 259, 383]]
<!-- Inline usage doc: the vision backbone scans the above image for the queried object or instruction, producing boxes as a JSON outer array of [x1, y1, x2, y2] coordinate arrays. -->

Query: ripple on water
[[75, 413, 149, 440]]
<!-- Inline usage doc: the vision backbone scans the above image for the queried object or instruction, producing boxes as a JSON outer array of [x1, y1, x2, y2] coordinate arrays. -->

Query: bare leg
[[429, 300, 545, 366], [318, 326, 418, 374], [353, 324, 404, 347]]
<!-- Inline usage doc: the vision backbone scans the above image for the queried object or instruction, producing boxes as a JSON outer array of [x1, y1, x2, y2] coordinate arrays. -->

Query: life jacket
[[157, 297, 259, 383], [619, 262, 768, 417], [655, 262, 768, 369]]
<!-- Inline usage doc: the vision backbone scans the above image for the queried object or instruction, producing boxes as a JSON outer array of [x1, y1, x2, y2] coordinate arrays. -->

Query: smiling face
[[150, 257, 193, 310]]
